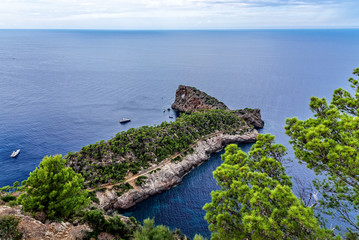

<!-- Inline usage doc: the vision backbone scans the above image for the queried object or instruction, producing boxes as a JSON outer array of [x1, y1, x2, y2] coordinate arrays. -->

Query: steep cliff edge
[[97, 130, 258, 211], [171, 85, 228, 112], [171, 85, 264, 128]]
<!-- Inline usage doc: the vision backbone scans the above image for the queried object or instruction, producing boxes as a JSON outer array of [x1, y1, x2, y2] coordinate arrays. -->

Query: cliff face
[[171, 85, 264, 129], [233, 109, 264, 129], [171, 85, 229, 112], [0, 206, 90, 240], [97, 130, 258, 211]]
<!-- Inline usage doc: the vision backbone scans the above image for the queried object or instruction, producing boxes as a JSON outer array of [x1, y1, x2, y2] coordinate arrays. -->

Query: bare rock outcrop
[[171, 85, 264, 128], [97, 130, 258, 211], [0, 205, 90, 240], [233, 109, 264, 129], [171, 85, 229, 112]]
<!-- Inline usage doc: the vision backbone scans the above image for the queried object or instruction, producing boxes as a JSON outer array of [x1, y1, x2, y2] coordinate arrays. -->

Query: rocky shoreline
[[97, 129, 258, 212]]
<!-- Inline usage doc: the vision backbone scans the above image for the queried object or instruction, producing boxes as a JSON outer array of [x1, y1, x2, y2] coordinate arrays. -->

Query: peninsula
[[66, 85, 264, 212]]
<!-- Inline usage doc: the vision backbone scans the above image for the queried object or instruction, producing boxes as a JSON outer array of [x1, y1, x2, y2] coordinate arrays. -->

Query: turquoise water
[[1, 29, 359, 238]]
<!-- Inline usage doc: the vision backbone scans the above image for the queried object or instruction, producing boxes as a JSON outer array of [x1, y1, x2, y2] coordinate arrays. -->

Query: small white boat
[[11, 149, 20, 158], [119, 118, 131, 123]]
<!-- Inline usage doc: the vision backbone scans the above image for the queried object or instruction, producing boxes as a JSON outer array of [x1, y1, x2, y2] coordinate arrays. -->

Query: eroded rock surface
[[171, 85, 229, 112], [0, 206, 90, 240]]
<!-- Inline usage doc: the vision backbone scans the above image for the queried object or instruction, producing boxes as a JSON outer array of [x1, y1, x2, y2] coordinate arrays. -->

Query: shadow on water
[[120, 142, 253, 239]]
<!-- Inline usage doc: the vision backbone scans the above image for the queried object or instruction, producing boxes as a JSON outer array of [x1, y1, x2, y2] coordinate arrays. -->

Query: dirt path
[[88, 131, 223, 192]]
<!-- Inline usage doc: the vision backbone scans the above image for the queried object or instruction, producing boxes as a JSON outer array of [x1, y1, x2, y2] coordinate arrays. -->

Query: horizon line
[[0, 27, 359, 31]]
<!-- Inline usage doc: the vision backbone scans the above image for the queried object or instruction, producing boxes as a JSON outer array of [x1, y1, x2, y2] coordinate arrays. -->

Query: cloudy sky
[[0, 0, 358, 29]]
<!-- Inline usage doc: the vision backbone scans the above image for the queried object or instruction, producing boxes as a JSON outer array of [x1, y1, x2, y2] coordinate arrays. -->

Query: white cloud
[[0, 0, 357, 29]]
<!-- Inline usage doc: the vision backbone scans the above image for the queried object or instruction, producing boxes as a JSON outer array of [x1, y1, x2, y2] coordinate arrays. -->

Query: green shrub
[[8, 200, 17, 207], [84, 210, 107, 233], [84, 210, 132, 240], [0, 215, 23, 240], [134, 218, 173, 240], [135, 176, 148, 186], [1, 195, 16, 202], [88, 191, 100, 204]]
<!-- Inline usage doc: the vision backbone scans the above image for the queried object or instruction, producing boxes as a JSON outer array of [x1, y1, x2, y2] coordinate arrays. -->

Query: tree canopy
[[204, 134, 332, 239], [285, 68, 359, 235], [18, 155, 90, 220], [134, 218, 174, 240]]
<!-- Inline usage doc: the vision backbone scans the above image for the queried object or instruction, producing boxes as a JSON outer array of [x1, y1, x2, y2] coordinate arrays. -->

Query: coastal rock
[[171, 85, 229, 112], [171, 85, 264, 128], [97, 130, 258, 210], [0, 205, 90, 240], [233, 109, 264, 129]]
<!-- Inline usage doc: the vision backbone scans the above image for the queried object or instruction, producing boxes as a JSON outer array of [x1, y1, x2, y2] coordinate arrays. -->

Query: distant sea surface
[[1, 29, 359, 238]]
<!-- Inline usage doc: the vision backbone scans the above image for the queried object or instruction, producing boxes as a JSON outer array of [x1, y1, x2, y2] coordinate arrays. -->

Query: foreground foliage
[[134, 218, 174, 240], [0, 215, 23, 240], [18, 155, 90, 220], [204, 134, 333, 239], [285, 68, 359, 235], [84, 209, 136, 239]]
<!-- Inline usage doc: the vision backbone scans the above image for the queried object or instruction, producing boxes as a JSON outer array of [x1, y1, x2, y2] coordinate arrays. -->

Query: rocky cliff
[[0, 206, 90, 240], [171, 85, 228, 112], [97, 130, 258, 211], [171, 85, 264, 128]]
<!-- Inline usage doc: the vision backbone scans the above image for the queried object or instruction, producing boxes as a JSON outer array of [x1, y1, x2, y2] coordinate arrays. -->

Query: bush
[[0, 215, 23, 240], [88, 191, 100, 204], [1, 195, 16, 202], [134, 218, 173, 240], [135, 176, 148, 186], [84, 210, 133, 240], [84, 210, 107, 233]]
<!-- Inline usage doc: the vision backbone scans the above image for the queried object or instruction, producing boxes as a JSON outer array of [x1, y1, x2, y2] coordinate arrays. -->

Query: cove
[[121, 143, 253, 239]]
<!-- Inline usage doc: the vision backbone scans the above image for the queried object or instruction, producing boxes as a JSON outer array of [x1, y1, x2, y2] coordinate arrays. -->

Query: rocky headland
[[97, 130, 258, 212], [94, 85, 264, 212], [171, 85, 264, 128], [0, 85, 264, 239]]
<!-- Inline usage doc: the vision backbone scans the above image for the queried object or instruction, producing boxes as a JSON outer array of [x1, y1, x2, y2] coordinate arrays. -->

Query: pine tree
[[204, 134, 332, 239], [285, 68, 359, 235], [18, 155, 90, 220]]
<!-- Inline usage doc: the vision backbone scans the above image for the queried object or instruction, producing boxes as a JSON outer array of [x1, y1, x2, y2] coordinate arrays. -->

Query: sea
[[1, 29, 359, 238]]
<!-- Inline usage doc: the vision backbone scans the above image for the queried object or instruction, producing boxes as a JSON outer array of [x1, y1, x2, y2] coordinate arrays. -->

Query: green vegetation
[[83, 211, 188, 240], [203, 68, 359, 239], [193, 234, 207, 240], [134, 218, 174, 240], [17, 155, 90, 220], [66, 110, 250, 188], [136, 176, 148, 186], [204, 134, 333, 239], [0, 215, 23, 240], [0, 181, 22, 194], [84, 210, 136, 239], [112, 183, 134, 196], [171, 156, 182, 163], [1, 195, 16, 202], [285, 68, 359, 236], [88, 191, 100, 204]]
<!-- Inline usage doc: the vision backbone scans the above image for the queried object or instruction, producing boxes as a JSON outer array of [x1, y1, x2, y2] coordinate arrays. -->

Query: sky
[[0, 0, 358, 29]]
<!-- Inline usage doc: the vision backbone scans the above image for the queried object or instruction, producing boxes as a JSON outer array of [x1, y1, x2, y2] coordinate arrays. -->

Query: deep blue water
[[1, 29, 359, 238]]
